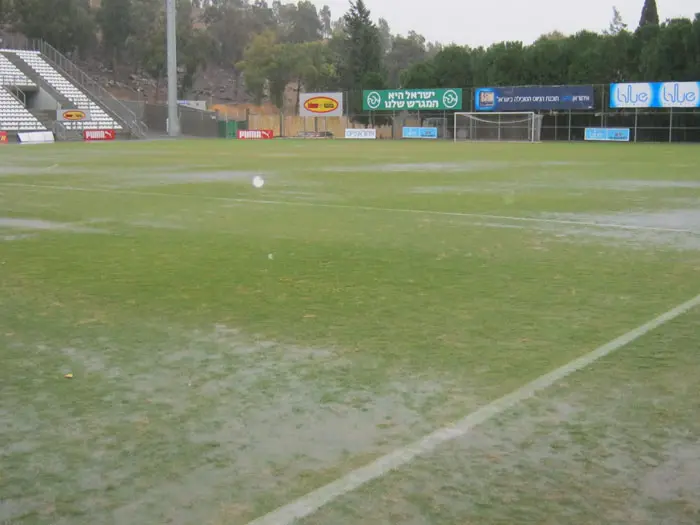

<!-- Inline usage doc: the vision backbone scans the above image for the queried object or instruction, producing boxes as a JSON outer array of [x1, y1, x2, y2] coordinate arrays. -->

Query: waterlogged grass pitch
[[1, 140, 699, 524]]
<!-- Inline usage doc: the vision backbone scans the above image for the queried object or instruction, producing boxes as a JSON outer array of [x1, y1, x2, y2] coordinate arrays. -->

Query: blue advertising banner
[[475, 86, 595, 111], [402, 127, 438, 139], [609, 82, 700, 108], [584, 128, 631, 142]]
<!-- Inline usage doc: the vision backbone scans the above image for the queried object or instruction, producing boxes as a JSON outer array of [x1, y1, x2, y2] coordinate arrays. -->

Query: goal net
[[453, 112, 543, 142]]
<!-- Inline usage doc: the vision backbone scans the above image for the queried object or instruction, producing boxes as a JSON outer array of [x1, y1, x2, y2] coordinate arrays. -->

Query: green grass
[[1, 139, 699, 524]]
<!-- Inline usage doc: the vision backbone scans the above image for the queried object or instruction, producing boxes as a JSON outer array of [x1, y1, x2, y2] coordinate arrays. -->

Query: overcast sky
[[312, 0, 698, 47]]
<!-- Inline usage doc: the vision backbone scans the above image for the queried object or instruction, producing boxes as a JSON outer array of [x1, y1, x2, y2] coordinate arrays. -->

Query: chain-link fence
[[336, 86, 700, 143], [243, 86, 698, 143]]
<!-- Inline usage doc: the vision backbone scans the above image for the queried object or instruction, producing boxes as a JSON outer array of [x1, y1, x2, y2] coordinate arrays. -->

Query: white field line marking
[[247, 292, 700, 525], [0, 181, 696, 235]]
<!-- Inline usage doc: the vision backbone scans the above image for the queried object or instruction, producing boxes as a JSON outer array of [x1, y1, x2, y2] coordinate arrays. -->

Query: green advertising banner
[[363, 88, 463, 111]]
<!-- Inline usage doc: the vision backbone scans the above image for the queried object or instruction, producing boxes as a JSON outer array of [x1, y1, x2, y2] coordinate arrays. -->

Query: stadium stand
[[5, 50, 121, 131]]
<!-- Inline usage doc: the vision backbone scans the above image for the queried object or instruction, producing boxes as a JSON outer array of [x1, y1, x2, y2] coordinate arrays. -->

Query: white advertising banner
[[345, 128, 377, 139]]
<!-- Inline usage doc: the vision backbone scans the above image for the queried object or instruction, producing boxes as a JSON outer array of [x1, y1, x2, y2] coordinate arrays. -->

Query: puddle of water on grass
[[0, 217, 105, 234], [1, 233, 35, 241], [543, 209, 700, 232], [1, 324, 476, 525], [105, 170, 270, 188], [302, 377, 700, 525]]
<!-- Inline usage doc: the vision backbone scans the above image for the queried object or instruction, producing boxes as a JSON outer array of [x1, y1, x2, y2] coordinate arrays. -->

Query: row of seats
[[0, 87, 47, 131], [0, 53, 34, 87], [9, 50, 122, 131]]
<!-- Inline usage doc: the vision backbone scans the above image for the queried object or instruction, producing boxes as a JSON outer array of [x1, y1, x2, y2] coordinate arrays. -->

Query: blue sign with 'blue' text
[[584, 128, 631, 142], [475, 85, 595, 111], [402, 127, 438, 139], [609, 82, 700, 108]]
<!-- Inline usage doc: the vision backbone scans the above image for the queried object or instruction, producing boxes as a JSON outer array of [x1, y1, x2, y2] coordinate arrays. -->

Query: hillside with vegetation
[[0, 0, 698, 112]]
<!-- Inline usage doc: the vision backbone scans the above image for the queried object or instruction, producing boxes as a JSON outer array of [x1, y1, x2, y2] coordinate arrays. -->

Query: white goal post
[[453, 112, 543, 143]]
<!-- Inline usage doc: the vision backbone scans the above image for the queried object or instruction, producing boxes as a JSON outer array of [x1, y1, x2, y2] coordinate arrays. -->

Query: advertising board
[[345, 128, 377, 139], [299, 92, 344, 117], [237, 129, 274, 139], [83, 129, 115, 141], [58, 109, 91, 122], [0, 131, 8, 143], [178, 100, 207, 111], [584, 128, 631, 142], [364, 89, 462, 111], [18, 131, 54, 144], [402, 127, 438, 139], [475, 86, 595, 111], [609, 82, 700, 108]]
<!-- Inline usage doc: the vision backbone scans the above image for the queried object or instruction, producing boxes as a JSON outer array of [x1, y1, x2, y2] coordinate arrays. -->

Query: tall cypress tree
[[638, 0, 660, 29], [341, 0, 383, 89]]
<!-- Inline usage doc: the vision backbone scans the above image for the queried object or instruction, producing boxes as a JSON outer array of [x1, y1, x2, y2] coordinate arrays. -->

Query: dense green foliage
[[1, 0, 698, 105]]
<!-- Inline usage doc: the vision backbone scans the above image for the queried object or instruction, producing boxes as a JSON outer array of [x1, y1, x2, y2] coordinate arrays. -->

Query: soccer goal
[[453, 112, 543, 143]]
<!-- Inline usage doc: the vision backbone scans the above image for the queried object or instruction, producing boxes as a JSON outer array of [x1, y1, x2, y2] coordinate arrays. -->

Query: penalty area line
[[245, 292, 700, 525], [0, 181, 696, 235]]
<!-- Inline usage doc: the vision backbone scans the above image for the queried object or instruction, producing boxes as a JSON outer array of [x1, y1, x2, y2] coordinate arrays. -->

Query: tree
[[486, 41, 530, 85], [285, 0, 322, 44], [638, 0, 659, 29], [97, 0, 132, 67], [319, 5, 332, 39], [400, 61, 436, 88], [14, 0, 96, 55], [639, 18, 695, 81], [341, 0, 384, 90], [0, 0, 13, 25], [432, 45, 473, 87], [237, 30, 276, 104], [605, 6, 627, 35], [377, 17, 391, 55], [385, 31, 427, 88]]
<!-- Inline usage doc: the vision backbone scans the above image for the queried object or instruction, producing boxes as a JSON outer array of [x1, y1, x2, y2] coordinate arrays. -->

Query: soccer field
[[1, 139, 699, 525]]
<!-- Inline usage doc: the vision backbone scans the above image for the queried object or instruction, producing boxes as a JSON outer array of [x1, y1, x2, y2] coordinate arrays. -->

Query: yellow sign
[[62, 110, 87, 121], [303, 96, 340, 114]]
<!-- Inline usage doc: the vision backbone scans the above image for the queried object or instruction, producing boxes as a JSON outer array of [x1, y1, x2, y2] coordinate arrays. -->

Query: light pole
[[166, 0, 180, 136]]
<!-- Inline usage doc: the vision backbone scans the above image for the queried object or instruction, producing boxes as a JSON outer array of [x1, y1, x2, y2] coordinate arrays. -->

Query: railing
[[5, 86, 26, 106], [53, 120, 68, 140], [1, 34, 147, 138]]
